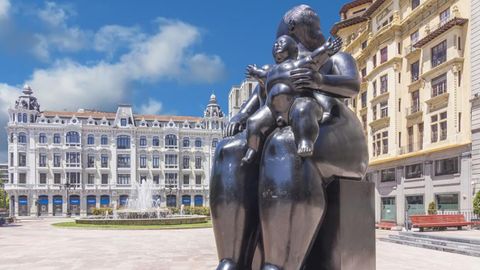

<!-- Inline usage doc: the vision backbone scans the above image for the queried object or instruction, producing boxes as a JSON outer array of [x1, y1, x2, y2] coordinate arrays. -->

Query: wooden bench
[[410, 214, 473, 231], [376, 220, 396, 230]]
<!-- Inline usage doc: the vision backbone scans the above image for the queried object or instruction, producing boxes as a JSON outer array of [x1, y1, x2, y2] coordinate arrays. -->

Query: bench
[[376, 220, 396, 230], [410, 214, 473, 232]]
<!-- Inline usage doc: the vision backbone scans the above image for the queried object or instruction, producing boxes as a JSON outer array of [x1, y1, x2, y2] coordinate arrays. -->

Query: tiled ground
[[0, 219, 479, 270]]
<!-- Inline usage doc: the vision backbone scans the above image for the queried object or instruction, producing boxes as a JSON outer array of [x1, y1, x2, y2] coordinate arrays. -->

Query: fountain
[[76, 179, 208, 226]]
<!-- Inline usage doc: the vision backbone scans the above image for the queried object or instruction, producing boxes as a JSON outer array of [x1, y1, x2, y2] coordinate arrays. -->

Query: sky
[[0, 0, 348, 161]]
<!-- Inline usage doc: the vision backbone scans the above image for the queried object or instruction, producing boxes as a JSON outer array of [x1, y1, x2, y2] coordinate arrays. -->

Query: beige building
[[228, 79, 258, 119], [333, 0, 472, 225]]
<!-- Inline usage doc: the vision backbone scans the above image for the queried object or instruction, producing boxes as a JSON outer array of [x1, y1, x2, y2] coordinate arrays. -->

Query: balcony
[[399, 141, 424, 155], [413, 17, 468, 48], [406, 104, 423, 119]]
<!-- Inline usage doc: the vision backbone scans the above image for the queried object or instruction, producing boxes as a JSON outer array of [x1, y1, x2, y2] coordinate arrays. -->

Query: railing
[[437, 210, 480, 222], [399, 141, 423, 154], [404, 45, 418, 55], [406, 104, 423, 115]]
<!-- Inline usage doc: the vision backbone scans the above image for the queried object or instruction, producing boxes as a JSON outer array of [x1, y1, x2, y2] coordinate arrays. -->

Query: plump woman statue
[[210, 5, 368, 270]]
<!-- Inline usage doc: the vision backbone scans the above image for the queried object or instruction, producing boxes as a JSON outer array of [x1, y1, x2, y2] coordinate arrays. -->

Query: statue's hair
[[282, 5, 321, 31]]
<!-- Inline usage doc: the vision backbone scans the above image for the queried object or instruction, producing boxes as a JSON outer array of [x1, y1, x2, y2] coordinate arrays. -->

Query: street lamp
[[64, 182, 71, 217]]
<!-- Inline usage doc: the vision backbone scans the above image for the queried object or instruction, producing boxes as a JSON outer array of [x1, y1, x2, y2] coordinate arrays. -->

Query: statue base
[[304, 179, 376, 270]]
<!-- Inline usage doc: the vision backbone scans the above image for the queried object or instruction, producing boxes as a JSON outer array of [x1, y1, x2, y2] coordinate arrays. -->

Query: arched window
[[101, 135, 108, 145], [17, 113, 21, 123], [167, 195, 177, 207], [87, 134, 95, 145], [194, 195, 204, 207], [165, 134, 177, 148], [117, 135, 131, 149], [183, 137, 190, 148], [195, 138, 202, 148], [30, 115, 35, 123], [18, 132, 27, 144], [38, 133, 47, 144], [212, 138, 218, 148], [66, 131, 80, 145], [152, 136, 160, 147], [22, 113, 27, 123], [139, 136, 147, 146]]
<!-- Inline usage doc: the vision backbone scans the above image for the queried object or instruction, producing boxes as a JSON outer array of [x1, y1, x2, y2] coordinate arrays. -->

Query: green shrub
[[168, 206, 210, 216], [92, 207, 113, 216], [473, 191, 480, 216], [428, 201, 437, 215]]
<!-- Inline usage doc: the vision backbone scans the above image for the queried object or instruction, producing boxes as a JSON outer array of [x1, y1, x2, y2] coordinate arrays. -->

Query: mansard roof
[[41, 111, 202, 122]]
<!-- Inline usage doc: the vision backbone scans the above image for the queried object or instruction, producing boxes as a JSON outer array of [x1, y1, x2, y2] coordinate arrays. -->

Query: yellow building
[[332, 0, 473, 225]]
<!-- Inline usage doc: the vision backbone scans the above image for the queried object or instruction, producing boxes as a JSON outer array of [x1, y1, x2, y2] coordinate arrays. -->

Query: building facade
[[4, 85, 225, 217], [228, 79, 258, 119], [333, 0, 472, 224], [470, 0, 480, 195]]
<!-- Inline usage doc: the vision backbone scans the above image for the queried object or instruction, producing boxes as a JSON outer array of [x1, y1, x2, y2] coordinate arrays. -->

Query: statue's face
[[272, 36, 291, 63]]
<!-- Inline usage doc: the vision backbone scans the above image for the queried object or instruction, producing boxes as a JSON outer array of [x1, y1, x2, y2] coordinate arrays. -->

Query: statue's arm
[[224, 84, 263, 137], [290, 52, 360, 98]]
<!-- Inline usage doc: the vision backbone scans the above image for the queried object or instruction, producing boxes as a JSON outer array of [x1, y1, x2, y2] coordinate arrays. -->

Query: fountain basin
[[75, 215, 209, 226]]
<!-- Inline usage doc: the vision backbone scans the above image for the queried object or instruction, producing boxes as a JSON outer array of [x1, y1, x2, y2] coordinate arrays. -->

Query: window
[[101, 174, 109, 185], [39, 133, 47, 144], [380, 74, 388, 94], [380, 47, 388, 63], [153, 175, 160, 185], [18, 173, 26, 184], [139, 136, 147, 147], [380, 168, 396, 182], [23, 113, 27, 123], [361, 115, 367, 131], [165, 154, 178, 168], [372, 80, 377, 97], [66, 152, 81, 167], [431, 40, 447, 67], [53, 154, 61, 167], [66, 172, 80, 186], [372, 105, 377, 121], [18, 132, 27, 144], [212, 138, 218, 148], [153, 155, 160, 168], [165, 134, 177, 147], [87, 155, 95, 168], [431, 73, 447, 97], [435, 157, 458, 176], [53, 133, 61, 144], [66, 131, 80, 145], [120, 118, 127, 127], [380, 101, 388, 118], [117, 135, 131, 149], [54, 173, 61, 184], [411, 0, 420, 10], [18, 153, 26, 167], [405, 163, 423, 179], [195, 156, 202, 169], [9, 152, 13, 167], [165, 173, 178, 187], [418, 123, 424, 150], [436, 193, 458, 211], [372, 54, 377, 68], [372, 131, 388, 156], [410, 30, 419, 45], [100, 154, 108, 168], [410, 61, 419, 82], [361, 40, 367, 50], [195, 175, 202, 186], [87, 134, 95, 145], [101, 135, 108, 145], [361, 67, 367, 79], [183, 137, 190, 147], [431, 111, 447, 142], [117, 154, 130, 168], [152, 136, 160, 147], [361, 92, 367, 108], [117, 174, 130, 185], [39, 173, 47, 184], [139, 155, 147, 168], [411, 90, 420, 113], [439, 8, 450, 26], [39, 153, 47, 167], [183, 174, 190, 185], [87, 174, 95, 185], [195, 138, 202, 148], [183, 156, 190, 169]]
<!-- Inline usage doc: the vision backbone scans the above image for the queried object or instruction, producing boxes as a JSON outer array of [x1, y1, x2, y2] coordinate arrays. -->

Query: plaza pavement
[[0, 219, 479, 270]]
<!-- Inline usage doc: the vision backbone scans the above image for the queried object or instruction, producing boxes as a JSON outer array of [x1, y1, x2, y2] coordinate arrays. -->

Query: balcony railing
[[399, 141, 423, 154], [406, 104, 423, 115]]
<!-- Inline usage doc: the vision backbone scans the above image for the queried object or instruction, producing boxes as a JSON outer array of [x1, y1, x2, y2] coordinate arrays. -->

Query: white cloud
[[138, 98, 163, 115], [94, 25, 145, 57], [0, 83, 20, 161], [37, 1, 70, 26], [0, 0, 10, 20], [186, 54, 226, 83]]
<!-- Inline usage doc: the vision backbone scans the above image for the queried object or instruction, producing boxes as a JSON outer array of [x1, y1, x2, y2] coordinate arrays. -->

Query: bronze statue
[[210, 5, 370, 270]]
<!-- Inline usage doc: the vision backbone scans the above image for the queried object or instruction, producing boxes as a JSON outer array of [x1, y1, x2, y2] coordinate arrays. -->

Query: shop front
[[100, 195, 110, 208], [53, 196, 63, 216], [182, 195, 191, 206], [38, 195, 49, 216], [18, 195, 29, 216], [194, 195, 203, 207], [69, 195, 80, 216], [381, 197, 396, 222], [86, 195, 96, 215]]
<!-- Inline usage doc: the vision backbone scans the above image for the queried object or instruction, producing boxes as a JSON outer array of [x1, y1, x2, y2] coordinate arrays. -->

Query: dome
[[209, 93, 217, 104], [23, 84, 33, 95]]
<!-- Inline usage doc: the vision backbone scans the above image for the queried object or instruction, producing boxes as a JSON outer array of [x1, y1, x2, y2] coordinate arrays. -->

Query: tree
[[428, 201, 437, 215], [473, 191, 480, 216], [0, 188, 9, 209]]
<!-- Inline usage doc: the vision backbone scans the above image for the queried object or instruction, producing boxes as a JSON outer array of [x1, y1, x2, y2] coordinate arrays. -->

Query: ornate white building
[[4, 85, 225, 217]]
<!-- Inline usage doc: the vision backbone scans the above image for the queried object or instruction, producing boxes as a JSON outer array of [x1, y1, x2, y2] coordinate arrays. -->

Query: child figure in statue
[[242, 34, 342, 163]]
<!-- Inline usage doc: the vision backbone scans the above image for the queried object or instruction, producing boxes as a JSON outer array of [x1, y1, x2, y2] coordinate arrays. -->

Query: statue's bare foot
[[241, 148, 256, 164], [297, 140, 314, 157]]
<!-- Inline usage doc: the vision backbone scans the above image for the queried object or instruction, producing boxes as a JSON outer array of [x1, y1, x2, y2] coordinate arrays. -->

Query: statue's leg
[[210, 133, 261, 270], [258, 128, 326, 270], [243, 106, 276, 164], [289, 97, 323, 157]]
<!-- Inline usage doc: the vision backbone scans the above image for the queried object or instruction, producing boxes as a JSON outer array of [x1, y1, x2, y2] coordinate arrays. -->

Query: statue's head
[[272, 35, 298, 64], [276, 5, 326, 52]]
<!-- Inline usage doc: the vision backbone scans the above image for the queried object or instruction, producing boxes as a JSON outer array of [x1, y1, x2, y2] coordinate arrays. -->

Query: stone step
[[379, 237, 480, 257], [389, 234, 480, 252], [399, 231, 480, 246]]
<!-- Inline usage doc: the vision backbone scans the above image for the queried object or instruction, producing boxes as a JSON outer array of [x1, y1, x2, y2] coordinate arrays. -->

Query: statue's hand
[[245, 64, 259, 79], [325, 36, 343, 56], [290, 68, 323, 90], [223, 121, 244, 138]]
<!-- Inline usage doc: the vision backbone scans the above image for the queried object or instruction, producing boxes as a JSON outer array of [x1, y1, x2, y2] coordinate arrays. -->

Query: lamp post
[[63, 182, 73, 217]]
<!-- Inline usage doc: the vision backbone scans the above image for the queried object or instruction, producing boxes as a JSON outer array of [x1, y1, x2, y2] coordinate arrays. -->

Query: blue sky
[[0, 0, 348, 159]]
